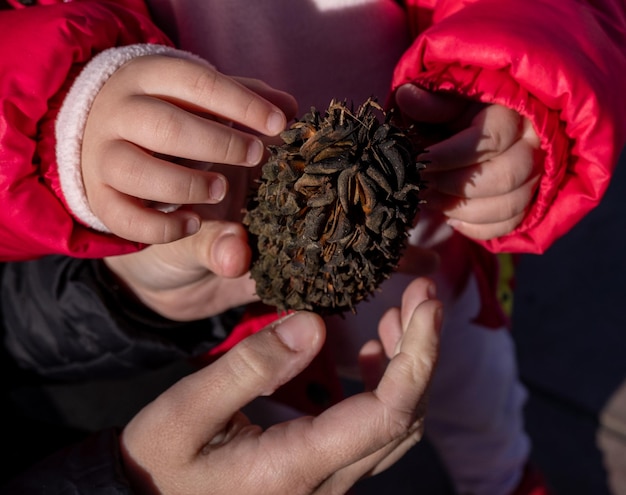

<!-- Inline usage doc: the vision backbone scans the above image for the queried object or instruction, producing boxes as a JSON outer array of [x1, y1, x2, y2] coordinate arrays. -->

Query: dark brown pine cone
[[243, 97, 425, 315]]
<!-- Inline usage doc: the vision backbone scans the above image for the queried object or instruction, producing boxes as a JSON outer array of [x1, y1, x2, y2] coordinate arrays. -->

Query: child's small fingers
[[447, 212, 526, 241], [118, 96, 265, 166], [395, 84, 468, 123], [424, 177, 538, 226], [233, 77, 299, 122], [98, 141, 228, 205], [422, 138, 539, 200], [418, 104, 522, 170], [95, 190, 201, 244], [125, 56, 287, 136], [188, 221, 251, 278]]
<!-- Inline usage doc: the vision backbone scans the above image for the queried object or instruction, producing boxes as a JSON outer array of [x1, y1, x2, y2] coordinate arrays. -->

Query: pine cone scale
[[244, 97, 425, 316]]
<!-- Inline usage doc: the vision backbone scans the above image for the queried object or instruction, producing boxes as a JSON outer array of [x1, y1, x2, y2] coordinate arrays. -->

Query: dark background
[[356, 147, 626, 494]]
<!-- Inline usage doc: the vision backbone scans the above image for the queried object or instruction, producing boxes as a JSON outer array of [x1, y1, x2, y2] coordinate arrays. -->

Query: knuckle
[[157, 216, 186, 243], [241, 95, 258, 125], [485, 127, 504, 154], [184, 174, 207, 202], [383, 405, 414, 439], [151, 107, 185, 148], [114, 211, 181, 244], [501, 169, 520, 193], [227, 340, 274, 385], [224, 131, 251, 165], [189, 67, 219, 101], [221, 132, 239, 163]]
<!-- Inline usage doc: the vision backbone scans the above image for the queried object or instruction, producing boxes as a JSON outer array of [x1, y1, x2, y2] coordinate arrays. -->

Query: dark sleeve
[[0, 428, 132, 495], [0, 256, 243, 381]]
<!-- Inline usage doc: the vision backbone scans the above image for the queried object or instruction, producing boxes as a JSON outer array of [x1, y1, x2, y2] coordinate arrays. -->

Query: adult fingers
[[378, 308, 402, 359], [375, 297, 441, 416], [399, 277, 437, 335], [123, 312, 326, 460], [377, 277, 437, 358], [358, 339, 387, 392], [315, 295, 442, 492], [275, 295, 441, 489]]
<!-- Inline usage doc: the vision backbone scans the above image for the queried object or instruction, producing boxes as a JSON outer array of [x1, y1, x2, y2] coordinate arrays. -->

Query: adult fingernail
[[427, 281, 437, 299], [246, 139, 264, 165], [266, 110, 285, 135], [274, 312, 316, 351], [434, 303, 443, 331]]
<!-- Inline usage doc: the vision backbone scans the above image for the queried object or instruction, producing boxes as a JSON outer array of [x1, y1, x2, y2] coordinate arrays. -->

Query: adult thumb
[[122, 312, 326, 460], [148, 312, 326, 448]]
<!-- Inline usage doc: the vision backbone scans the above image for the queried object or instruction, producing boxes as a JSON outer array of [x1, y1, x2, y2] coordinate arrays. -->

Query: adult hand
[[395, 84, 543, 240], [121, 277, 441, 494], [82, 54, 297, 244]]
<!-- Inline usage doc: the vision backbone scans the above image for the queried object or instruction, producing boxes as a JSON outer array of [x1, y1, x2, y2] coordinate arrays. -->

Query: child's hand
[[395, 84, 542, 241], [104, 219, 257, 321], [121, 278, 441, 494], [82, 55, 297, 244]]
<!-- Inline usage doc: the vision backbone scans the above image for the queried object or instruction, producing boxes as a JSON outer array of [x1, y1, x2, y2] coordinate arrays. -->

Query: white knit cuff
[[55, 43, 212, 232]]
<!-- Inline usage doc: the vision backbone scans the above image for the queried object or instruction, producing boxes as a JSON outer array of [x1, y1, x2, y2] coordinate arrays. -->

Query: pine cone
[[243, 97, 425, 315]]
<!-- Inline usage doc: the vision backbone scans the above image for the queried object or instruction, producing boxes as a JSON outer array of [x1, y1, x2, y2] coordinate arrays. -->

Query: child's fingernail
[[210, 176, 227, 201], [185, 217, 200, 236], [266, 110, 285, 135], [246, 139, 264, 165]]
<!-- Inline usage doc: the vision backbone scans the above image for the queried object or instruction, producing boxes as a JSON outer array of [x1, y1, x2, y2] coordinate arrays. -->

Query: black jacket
[[0, 256, 241, 493]]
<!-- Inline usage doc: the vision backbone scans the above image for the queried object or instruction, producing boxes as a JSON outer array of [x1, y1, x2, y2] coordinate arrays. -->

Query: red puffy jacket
[[1, 0, 625, 260], [0, 0, 171, 260], [397, 0, 626, 254]]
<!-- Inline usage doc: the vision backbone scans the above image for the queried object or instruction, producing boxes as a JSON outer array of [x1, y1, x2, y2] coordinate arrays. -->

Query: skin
[[94, 59, 539, 494], [83, 56, 541, 248], [395, 84, 543, 241], [82, 55, 297, 244], [104, 219, 257, 321], [120, 277, 442, 495], [104, 216, 440, 321], [104, 220, 442, 494]]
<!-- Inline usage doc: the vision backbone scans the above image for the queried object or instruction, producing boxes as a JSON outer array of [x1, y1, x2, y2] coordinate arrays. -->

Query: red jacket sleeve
[[394, 0, 626, 254], [0, 1, 172, 260]]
